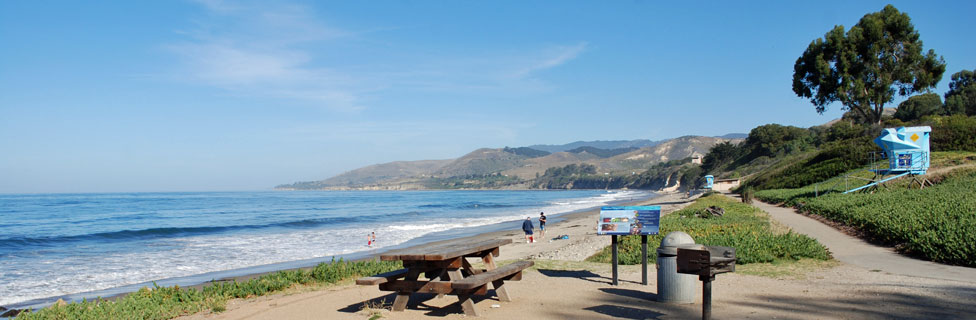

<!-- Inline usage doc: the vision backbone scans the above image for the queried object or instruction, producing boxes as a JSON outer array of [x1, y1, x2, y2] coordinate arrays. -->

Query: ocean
[[0, 190, 653, 309]]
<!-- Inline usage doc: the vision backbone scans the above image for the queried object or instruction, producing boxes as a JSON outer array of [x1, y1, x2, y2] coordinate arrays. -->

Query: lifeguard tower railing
[[813, 125, 933, 196], [842, 149, 929, 194], [813, 150, 930, 196]]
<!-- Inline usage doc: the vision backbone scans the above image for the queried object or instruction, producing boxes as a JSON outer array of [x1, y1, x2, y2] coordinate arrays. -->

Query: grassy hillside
[[753, 152, 976, 266]]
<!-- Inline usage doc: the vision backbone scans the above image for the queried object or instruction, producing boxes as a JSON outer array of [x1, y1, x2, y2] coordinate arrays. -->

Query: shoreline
[[169, 190, 704, 320], [4, 190, 663, 313], [168, 191, 976, 319]]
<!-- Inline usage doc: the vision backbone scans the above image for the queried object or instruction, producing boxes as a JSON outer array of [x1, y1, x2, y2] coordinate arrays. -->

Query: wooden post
[[641, 235, 648, 285], [611, 235, 618, 286], [392, 268, 422, 311], [457, 292, 479, 317], [482, 251, 510, 301]]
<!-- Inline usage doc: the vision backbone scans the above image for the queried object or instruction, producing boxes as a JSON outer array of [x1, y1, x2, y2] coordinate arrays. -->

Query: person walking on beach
[[538, 212, 547, 238], [367, 233, 372, 247], [522, 217, 534, 243]]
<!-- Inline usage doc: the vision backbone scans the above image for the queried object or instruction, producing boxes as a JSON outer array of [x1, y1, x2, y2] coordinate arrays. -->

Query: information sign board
[[598, 206, 660, 235]]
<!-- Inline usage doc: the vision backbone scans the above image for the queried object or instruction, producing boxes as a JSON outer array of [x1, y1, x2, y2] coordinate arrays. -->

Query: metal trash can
[[656, 231, 701, 303]]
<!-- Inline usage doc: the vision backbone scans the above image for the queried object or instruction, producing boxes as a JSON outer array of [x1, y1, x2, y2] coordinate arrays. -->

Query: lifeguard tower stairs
[[843, 126, 932, 194]]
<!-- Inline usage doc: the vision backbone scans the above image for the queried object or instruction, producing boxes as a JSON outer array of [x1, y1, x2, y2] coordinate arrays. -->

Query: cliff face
[[598, 136, 733, 171]]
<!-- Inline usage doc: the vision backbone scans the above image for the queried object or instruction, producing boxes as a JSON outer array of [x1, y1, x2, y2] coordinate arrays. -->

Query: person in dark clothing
[[522, 217, 534, 243], [539, 212, 547, 238]]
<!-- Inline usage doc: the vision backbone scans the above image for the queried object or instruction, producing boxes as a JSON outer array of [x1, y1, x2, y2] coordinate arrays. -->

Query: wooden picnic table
[[356, 238, 532, 317]]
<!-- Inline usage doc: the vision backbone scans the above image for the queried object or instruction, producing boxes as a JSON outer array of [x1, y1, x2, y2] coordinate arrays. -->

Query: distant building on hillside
[[712, 178, 740, 192], [691, 154, 703, 165]]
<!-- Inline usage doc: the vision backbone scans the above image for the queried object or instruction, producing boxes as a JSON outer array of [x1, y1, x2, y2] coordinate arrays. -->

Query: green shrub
[[587, 194, 830, 265], [928, 115, 976, 151], [740, 186, 754, 204]]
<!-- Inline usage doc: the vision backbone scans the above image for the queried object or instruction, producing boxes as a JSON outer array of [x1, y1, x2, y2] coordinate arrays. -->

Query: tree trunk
[[874, 102, 884, 125], [850, 103, 871, 124]]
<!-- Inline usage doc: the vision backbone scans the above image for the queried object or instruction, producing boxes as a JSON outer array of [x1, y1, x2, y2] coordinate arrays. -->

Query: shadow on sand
[[537, 269, 643, 285], [338, 290, 504, 317]]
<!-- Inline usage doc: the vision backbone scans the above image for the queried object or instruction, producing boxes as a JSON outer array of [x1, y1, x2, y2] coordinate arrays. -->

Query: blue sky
[[1, 1, 974, 193]]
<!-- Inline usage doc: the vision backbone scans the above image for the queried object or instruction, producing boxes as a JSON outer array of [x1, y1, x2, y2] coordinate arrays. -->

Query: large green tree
[[944, 69, 976, 116], [793, 5, 945, 125], [744, 124, 813, 158], [894, 93, 942, 121]]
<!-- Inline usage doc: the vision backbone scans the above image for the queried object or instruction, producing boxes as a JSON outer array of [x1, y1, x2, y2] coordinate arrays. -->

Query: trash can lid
[[657, 231, 698, 256], [659, 231, 695, 247], [657, 243, 704, 256]]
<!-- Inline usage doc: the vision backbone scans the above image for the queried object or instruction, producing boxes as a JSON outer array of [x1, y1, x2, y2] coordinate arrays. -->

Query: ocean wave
[[0, 216, 354, 251], [419, 201, 517, 210]]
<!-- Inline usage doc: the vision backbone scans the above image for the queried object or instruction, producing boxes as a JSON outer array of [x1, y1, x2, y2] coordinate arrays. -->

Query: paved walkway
[[745, 196, 976, 283]]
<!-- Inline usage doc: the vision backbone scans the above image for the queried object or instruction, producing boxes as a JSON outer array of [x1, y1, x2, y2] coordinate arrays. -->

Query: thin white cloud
[[168, 1, 588, 110], [514, 42, 589, 78], [169, 1, 363, 110]]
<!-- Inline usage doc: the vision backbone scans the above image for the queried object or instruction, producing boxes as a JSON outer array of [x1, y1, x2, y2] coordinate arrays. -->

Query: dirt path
[[179, 262, 976, 320], [750, 198, 976, 284]]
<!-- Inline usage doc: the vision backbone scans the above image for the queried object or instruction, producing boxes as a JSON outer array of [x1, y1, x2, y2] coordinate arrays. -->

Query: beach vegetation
[[14, 258, 402, 320], [739, 185, 754, 204], [928, 114, 976, 151], [586, 194, 830, 265], [792, 4, 946, 125], [359, 299, 387, 320]]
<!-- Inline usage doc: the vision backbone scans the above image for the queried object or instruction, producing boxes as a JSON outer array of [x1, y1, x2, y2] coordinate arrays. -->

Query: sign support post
[[611, 235, 618, 286], [703, 276, 713, 320], [641, 234, 648, 285], [598, 205, 660, 287]]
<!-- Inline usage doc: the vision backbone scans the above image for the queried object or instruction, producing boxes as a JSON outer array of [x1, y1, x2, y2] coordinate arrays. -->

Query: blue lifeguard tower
[[844, 126, 932, 193], [704, 175, 714, 190]]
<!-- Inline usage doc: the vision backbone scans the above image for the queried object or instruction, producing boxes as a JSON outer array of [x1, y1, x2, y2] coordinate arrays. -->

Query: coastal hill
[[276, 135, 741, 190], [526, 139, 663, 153]]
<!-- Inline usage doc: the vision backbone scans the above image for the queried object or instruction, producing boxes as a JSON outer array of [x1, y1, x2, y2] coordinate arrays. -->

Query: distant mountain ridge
[[566, 146, 638, 158], [714, 133, 748, 139], [527, 139, 663, 153], [275, 135, 743, 190]]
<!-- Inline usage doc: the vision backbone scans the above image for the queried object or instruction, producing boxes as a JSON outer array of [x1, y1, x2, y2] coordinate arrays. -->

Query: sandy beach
[[175, 192, 976, 319]]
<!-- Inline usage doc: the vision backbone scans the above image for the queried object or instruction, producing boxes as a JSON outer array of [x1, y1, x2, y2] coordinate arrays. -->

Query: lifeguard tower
[[843, 126, 932, 193]]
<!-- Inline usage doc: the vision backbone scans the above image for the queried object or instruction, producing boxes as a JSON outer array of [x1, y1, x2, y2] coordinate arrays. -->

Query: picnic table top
[[380, 238, 512, 261]]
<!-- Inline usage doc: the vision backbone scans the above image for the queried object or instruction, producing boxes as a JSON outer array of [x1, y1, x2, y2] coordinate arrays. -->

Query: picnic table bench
[[356, 238, 532, 316]]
